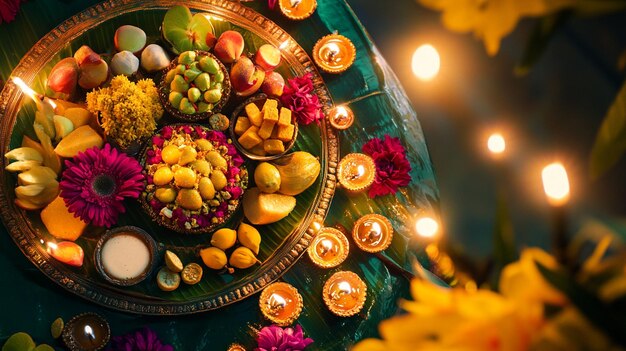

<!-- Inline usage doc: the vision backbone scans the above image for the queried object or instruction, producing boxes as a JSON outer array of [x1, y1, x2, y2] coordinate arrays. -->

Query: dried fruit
[[181, 263, 203, 285], [237, 223, 261, 254], [229, 246, 259, 269], [153, 167, 174, 186], [155, 187, 177, 203], [162, 144, 181, 165], [198, 177, 215, 200], [50, 318, 64, 339], [211, 228, 237, 250], [164, 250, 183, 273], [157, 266, 180, 291], [210, 170, 227, 191], [200, 247, 227, 270], [174, 167, 196, 188]]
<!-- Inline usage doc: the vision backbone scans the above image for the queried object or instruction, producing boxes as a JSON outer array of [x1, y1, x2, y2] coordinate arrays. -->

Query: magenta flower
[[362, 135, 412, 198], [59, 144, 144, 227], [107, 327, 173, 351], [256, 325, 313, 351], [268, 0, 278, 10], [280, 73, 323, 125]]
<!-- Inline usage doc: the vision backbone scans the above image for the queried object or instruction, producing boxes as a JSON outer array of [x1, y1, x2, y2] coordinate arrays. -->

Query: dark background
[[346, 0, 626, 258]]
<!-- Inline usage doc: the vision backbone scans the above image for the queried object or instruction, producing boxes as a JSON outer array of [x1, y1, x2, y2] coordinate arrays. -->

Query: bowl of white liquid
[[94, 226, 158, 286]]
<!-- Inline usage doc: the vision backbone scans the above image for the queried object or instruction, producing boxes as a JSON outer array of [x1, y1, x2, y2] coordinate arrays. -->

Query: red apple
[[255, 44, 281, 71], [214, 30, 244, 63], [47, 58, 79, 96], [230, 56, 265, 97], [261, 71, 285, 97], [74, 45, 108, 89]]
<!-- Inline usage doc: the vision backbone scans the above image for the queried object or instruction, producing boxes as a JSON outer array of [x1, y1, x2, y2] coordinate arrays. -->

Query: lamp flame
[[12, 77, 39, 101], [487, 133, 506, 155]]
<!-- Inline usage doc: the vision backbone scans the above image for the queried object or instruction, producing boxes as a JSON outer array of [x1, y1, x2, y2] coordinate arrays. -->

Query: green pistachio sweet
[[179, 51, 196, 65], [179, 97, 196, 114], [213, 70, 224, 83], [169, 91, 184, 107], [197, 102, 211, 113], [164, 69, 177, 85], [171, 75, 189, 93], [194, 73, 211, 91], [175, 64, 186, 75], [188, 87, 201, 103], [184, 67, 201, 82], [199, 56, 219, 74], [204, 89, 222, 103]]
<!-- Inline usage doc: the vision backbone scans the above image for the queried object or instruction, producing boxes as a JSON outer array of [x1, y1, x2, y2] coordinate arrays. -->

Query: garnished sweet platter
[[0, 0, 338, 315]]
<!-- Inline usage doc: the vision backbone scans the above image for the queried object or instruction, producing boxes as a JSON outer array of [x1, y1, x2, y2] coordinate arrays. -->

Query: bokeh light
[[412, 44, 440, 81]]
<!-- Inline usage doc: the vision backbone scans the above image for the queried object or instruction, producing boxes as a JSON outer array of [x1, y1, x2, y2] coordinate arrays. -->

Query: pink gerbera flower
[[60, 144, 144, 227]]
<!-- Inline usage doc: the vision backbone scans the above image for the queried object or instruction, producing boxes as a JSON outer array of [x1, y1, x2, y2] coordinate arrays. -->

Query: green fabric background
[[0, 0, 438, 349]]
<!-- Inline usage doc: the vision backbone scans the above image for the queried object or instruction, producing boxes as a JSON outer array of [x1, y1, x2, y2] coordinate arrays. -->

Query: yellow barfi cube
[[245, 103, 262, 127], [262, 99, 278, 112], [237, 126, 262, 149], [264, 139, 285, 155], [234, 117, 251, 136], [278, 108, 292, 127], [263, 105, 279, 124], [258, 119, 276, 140], [276, 124, 295, 142], [250, 144, 267, 156]]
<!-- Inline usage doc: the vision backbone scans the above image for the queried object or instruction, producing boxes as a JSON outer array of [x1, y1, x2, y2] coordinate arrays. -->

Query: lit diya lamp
[[307, 227, 349, 268], [312, 34, 356, 74], [352, 214, 394, 253], [328, 105, 355, 130], [94, 226, 158, 286], [259, 282, 303, 326], [279, 0, 317, 20], [61, 313, 110, 351], [46, 241, 84, 267], [227, 344, 246, 351], [322, 271, 367, 317], [337, 153, 376, 194]]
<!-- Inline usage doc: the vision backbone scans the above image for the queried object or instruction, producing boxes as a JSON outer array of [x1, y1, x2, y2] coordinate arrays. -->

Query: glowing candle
[[278, 0, 317, 20], [328, 105, 355, 130], [542, 162, 571, 264], [61, 313, 110, 351], [412, 44, 440, 81], [312, 34, 356, 74], [307, 227, 349, 268], [352, 214, 394, 253], [259, 282, 303, 326], [47, 241, 84, 267], [323, 271, 367, 317], [337, 153, 376, 194]]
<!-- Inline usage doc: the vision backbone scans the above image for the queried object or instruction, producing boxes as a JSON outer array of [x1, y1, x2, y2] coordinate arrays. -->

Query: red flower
[[280, 73, 323, 125], [268, 0, 278, 10], [0, 0, 24, 24], [362, 135, 412, 198]]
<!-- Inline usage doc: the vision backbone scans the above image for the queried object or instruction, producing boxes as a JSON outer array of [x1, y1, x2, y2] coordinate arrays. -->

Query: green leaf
[[515, 11, 571, 76], [589, 79, 626, 179], [536, 262, 626, 347], [492, 189, 517, 279]]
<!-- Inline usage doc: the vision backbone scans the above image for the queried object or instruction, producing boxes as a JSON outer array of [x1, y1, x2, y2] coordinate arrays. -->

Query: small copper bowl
[[229, 93, 298, 161], [159, 51, 231, 122], [94, 226, 158, 286]]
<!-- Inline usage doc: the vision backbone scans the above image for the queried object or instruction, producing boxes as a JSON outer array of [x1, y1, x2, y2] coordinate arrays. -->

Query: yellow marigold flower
[[418, 0, 578, 55], [86, 75, 163, 149]]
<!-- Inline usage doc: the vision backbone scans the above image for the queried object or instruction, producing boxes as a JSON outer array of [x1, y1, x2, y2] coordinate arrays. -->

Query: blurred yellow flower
[[353, 279, 544, 351], [499, 248, 568, 305], [418, 0, 578, 55]]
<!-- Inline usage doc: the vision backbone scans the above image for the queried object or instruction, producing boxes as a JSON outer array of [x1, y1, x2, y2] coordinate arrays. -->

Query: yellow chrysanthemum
[[86, 75, 163, 148]]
